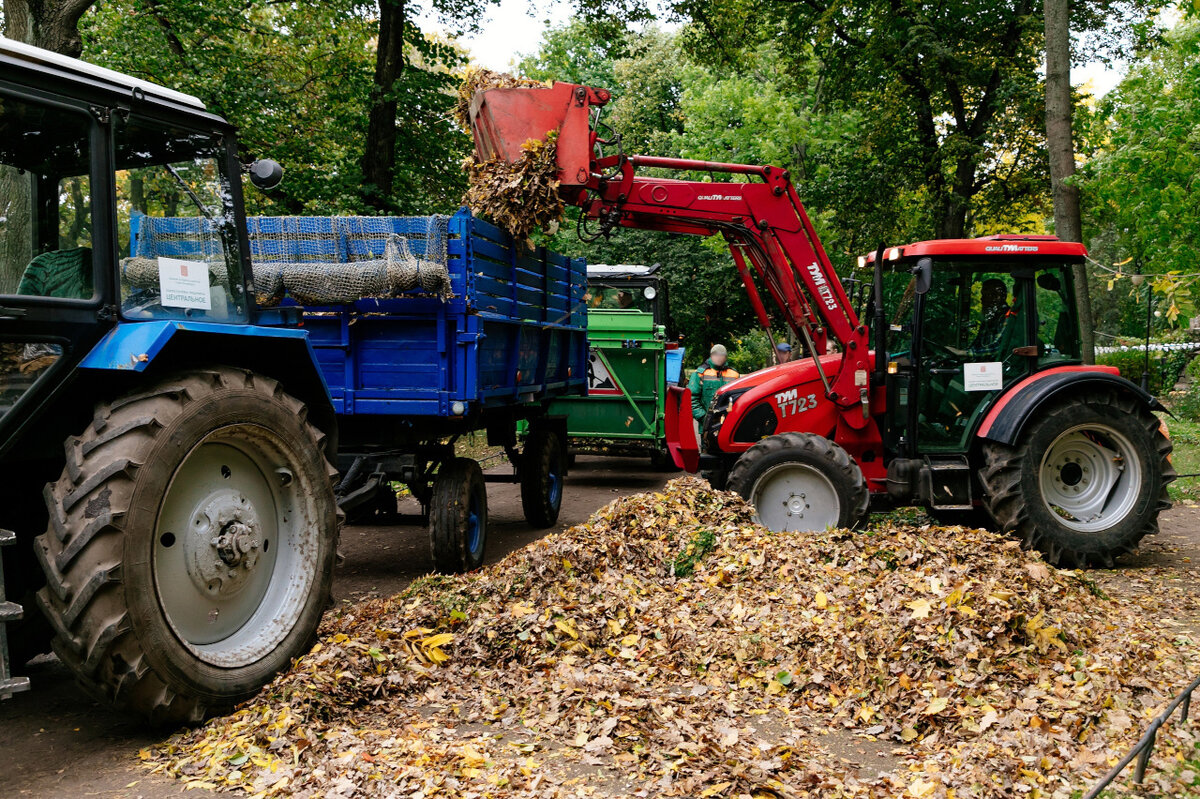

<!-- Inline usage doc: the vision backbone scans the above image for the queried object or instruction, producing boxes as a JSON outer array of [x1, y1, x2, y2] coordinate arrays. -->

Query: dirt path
[[1093, 501, 1200, 639], [3, 470, 1197, 798], [0, 456, 672, 799]]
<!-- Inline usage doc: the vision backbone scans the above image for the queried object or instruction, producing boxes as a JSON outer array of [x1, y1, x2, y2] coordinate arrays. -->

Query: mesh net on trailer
[[122, 215, 451, 307]]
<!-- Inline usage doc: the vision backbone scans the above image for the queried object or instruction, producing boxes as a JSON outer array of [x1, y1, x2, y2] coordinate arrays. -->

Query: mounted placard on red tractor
[[467, 80, 1174, 568]]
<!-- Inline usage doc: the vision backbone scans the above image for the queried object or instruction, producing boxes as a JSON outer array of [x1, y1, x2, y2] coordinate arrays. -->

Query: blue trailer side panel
[[127, 209, 587, 418]]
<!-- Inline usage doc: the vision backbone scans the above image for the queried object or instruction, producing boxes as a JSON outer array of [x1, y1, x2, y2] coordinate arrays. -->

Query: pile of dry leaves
[[456, 68, 566, 246], [149, 478, 1198, 798]]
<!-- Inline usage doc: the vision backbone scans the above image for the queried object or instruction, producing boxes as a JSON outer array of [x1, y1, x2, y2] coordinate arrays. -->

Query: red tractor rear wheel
[[979, 390, 1173, 567]]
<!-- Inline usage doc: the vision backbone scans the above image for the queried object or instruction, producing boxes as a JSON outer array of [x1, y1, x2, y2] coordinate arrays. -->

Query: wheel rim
[[1038, 422, 1143, 533], [749, 462, 841, 532], [466, 492, 483, 558], [547, 448, 563, 509], [154, 425, 319, 668]]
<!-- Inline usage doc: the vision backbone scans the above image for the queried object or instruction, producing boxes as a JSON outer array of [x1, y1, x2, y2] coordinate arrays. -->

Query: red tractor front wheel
[[727, 433, 869, 532]]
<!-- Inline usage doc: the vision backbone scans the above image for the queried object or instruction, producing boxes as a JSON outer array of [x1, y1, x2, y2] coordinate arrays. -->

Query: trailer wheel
[[727, 433, 869, 532], [521, 428, 564, 528], [979, 391, 1173, 567], [33, 367, 338, 724], [429, 458, 488, 572]]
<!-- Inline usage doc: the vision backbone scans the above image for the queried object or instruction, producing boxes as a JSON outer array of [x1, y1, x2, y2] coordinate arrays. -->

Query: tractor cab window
[[0, 92, 99, 420], [0, 95, 97, 301], [114, 118, 245, 322], [870, 267, 919, 362], [1033, 265, 1081, 366], [915, 265, 1032, 451], [585, 281, 655, 313]]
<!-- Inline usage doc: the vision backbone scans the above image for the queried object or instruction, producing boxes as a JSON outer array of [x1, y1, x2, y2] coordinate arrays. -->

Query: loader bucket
[[468, 82, 612, 194], [665, 384, 701, 472]]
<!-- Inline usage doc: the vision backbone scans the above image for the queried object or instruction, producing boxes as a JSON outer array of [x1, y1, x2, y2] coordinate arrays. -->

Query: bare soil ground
[[2, 461, 1197, 798]]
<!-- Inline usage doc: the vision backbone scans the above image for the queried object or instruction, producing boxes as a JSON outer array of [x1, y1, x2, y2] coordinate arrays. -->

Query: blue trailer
[[128, 209, 589, 573]]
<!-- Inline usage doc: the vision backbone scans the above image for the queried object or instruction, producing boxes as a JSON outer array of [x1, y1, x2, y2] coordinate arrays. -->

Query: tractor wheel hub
[[784, 492, 809, 517], [184, 491, 264, 599]]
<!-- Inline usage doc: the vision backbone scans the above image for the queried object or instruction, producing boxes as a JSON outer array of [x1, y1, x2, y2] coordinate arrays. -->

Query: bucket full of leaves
[[457, 68, 566, 247]]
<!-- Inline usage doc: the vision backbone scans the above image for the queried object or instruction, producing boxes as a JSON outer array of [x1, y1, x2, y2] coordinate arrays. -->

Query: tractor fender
[[78, 320, 336, 455], [976, 365, 1165, 446]]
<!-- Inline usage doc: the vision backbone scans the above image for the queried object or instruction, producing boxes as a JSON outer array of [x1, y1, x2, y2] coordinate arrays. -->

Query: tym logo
[[806, 262, 839, 311], [774, 388, 798, 404]]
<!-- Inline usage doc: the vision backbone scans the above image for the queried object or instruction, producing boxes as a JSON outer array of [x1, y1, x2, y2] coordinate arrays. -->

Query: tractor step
[[0, 529, 30, 699], [925, 456, 974, 510]]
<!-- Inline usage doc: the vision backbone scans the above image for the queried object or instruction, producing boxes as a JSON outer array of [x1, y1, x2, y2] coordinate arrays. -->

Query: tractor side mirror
[[912, 257, 933, 295], [247, 159, 284, 191]]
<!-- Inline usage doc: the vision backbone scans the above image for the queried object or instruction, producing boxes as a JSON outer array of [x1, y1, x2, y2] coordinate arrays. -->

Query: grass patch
[[672, 527, 717, 577], [1162, 412, 1200, 502]]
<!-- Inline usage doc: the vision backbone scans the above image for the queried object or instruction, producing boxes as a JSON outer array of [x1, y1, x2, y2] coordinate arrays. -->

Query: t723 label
[[774, 388, 818, 417]]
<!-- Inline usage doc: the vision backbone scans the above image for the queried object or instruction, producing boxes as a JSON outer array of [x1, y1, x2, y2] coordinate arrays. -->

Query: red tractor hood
[[717, 353, 845, 398]]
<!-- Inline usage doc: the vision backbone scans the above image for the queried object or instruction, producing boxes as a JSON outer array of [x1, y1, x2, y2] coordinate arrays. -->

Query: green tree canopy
[[1082, 18, 1200, 329], [82, 0, 468, 216]]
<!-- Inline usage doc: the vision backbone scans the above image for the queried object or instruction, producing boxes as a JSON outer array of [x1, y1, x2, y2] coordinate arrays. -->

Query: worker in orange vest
[[689, 344, 740, 423]]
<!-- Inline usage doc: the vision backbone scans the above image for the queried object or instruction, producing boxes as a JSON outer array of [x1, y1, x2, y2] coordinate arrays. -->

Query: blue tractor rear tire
[[33, 366, 339, 724]]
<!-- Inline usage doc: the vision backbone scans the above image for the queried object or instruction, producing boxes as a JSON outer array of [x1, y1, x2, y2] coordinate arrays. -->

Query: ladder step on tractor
[[0, 528, 30, 699]]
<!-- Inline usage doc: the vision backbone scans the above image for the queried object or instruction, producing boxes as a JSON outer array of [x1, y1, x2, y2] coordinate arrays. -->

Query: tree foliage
[[1082, 18, 1200, 330], [81, 1, 468, 216]]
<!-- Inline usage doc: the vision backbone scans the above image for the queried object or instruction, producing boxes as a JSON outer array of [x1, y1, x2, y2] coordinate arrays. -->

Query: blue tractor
[[0, 39, 587, 723]]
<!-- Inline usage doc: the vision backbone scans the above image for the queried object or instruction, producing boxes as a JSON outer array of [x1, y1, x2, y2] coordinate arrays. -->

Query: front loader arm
[[469, 82, 873, 417]]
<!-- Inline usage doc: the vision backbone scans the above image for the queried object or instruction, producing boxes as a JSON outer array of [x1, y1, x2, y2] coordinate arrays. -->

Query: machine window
[[115, 118, 244, 321], [0, 94, 96, 301]]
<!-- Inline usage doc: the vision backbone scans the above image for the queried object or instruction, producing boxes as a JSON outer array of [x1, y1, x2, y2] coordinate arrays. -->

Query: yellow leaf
[[907, 599, 932, 619], [924, 696, 949, 715], [421, 633, 454, 649], [554, 619, 579, 640], [511, 602, 535, 617], [815, 591, 828, 609], [909, 777, 938, 797], [701, 782, 733, 797], [461, 745, 488, 767], [621, 633, 640, 647]]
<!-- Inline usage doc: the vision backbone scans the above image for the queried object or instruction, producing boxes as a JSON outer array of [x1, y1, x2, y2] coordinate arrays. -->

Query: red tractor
[[468, 82, 1174, 567]]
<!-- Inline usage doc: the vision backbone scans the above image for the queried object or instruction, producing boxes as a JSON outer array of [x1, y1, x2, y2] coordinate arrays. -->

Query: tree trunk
[[1044, 0, 1095, 363], [0, 170, 33, 293], [3, 0, 96, 56], [361, 0, 405, 212]]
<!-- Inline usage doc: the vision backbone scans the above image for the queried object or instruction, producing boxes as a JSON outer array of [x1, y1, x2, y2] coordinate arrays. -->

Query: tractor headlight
[[712, 387, 751, 414], [643, 286, 657, 299]]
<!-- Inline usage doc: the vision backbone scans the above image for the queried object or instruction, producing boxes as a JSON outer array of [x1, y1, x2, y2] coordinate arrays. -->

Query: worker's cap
[[710, 344, 727, 357], [775, 342, 792, 352]]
